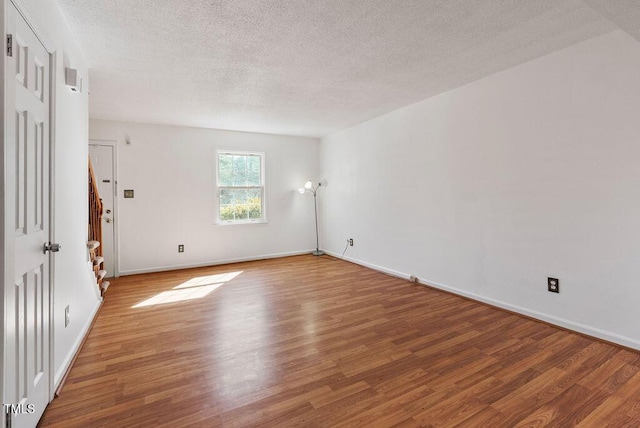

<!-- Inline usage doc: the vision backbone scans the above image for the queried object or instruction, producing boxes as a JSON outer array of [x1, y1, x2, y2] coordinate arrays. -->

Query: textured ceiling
[[55, 0, 638, 137]]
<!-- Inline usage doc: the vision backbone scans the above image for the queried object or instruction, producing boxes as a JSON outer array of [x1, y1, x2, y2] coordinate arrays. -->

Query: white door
[[4, 3, 52, 427], [89, 143, 116, 277]]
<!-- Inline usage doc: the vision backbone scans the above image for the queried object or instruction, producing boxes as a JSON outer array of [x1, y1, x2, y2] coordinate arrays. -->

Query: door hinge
[[6, 34, 13, 57]]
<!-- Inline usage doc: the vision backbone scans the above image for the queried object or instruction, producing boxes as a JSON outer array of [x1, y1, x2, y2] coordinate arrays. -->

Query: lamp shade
[[304, 181, 313, 190], [297, 187, 306, 194]]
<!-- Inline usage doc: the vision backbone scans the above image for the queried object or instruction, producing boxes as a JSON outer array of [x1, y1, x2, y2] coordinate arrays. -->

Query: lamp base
[[312, 250, 324, 256]]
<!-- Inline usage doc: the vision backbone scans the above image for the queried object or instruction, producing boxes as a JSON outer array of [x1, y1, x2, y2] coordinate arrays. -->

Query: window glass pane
[[219, 188, 263, 222], [232, 155, 248, 186], [218, 154, 233, 186], [248, 155, 261, 186], [232, 188, 248, 205], [248, 188, 262, 219], [220, 188, 233, 205], [219, 153, 262, 187], [234, 188, 249, 221], [219, 188, 235, 221]]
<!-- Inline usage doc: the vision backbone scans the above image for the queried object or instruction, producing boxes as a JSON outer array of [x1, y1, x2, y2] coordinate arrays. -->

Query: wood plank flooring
[[39, 255, 640, 427]]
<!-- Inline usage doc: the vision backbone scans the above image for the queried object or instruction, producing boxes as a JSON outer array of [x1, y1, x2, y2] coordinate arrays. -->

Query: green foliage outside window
[[220, 197, 262, 221]]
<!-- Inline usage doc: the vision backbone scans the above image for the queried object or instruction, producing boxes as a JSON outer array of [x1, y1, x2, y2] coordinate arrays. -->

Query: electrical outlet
[[349, 238, 354, 246], [65, 305, 70, 327], [548, 277, 559, 293], [178, 244, 184, 253], [409, 275, 419, 284]]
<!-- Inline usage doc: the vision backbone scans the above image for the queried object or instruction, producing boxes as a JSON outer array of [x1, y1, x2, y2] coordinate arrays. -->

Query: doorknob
[[43, 242, 62, 254], [105, 218, 112, 223]]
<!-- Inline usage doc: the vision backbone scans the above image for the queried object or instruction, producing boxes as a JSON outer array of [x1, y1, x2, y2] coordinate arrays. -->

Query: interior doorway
[[89, 141, 118, 277]]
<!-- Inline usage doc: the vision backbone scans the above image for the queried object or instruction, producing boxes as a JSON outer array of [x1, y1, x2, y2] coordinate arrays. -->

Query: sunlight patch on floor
[[173, 271, 242, 289], [131, 271, 243, 308]]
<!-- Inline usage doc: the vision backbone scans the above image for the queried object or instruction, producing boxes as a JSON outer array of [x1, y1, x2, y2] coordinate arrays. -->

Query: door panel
[[5, 3, 52, 427]]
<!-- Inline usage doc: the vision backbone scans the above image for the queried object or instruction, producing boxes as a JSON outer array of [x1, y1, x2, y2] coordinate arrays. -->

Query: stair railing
[[88, 158, 103, 257]]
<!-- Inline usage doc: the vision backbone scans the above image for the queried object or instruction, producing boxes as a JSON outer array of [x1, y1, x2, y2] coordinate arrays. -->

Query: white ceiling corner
[[55, 0, 627, 138], [581, 0, 640, 42]]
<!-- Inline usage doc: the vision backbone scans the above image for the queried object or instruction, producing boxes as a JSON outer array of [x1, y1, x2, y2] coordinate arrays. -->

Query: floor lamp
[[298, 181, 323, 256]]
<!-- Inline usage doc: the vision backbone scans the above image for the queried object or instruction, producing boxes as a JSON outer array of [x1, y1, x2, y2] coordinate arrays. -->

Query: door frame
[[2, 0, 57, 424], [89, 139, 120, 278]]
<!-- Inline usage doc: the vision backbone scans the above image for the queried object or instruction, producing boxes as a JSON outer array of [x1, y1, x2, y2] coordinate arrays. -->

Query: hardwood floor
[[39, 255, 640, 427]]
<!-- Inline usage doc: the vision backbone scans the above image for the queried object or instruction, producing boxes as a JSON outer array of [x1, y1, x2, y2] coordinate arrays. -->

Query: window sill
[[216, 220, 269, 226]]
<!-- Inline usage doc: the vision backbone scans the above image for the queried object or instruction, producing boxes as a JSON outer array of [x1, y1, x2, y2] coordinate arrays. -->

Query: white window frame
[[215, 150, 267, 225]]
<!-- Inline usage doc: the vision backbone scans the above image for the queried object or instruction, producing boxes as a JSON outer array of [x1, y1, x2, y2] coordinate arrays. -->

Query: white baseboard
[[53, 299, 102, 388], [325, 250, 640, 351], [118, 249, 315, 276]]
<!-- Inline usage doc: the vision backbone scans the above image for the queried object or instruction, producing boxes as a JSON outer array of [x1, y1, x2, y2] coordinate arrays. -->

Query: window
[[216, 151, 265, 224]]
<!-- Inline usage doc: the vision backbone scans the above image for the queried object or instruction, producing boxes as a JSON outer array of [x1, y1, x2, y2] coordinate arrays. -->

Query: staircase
[[87, 240, 109, 295], [88, 158, 109, 296]]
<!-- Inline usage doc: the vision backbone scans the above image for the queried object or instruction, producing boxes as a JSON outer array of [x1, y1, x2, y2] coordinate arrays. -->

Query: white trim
[[89, 140, 120, 277], [215, 220, 269, 226], [9, 0, 54, 52], [1, 3, 7, 425], [324, 250, 640, 351], [53, 299, 101, 388], [118, 249, 314, 276], [47, 49, 57, 402]]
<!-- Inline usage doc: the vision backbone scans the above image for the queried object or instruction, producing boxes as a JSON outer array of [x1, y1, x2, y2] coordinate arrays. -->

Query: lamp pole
[[299, 181, 323, 256], [311, 185, 322, 256]]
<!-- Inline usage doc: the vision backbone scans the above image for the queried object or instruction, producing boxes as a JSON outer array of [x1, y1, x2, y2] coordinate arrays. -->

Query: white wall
[[1, 0, 101, 398], [320, 30, 640, 350], [89, 120, 320, 274], [31, 0, 102, 386], [0, 2, 6, 417]]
